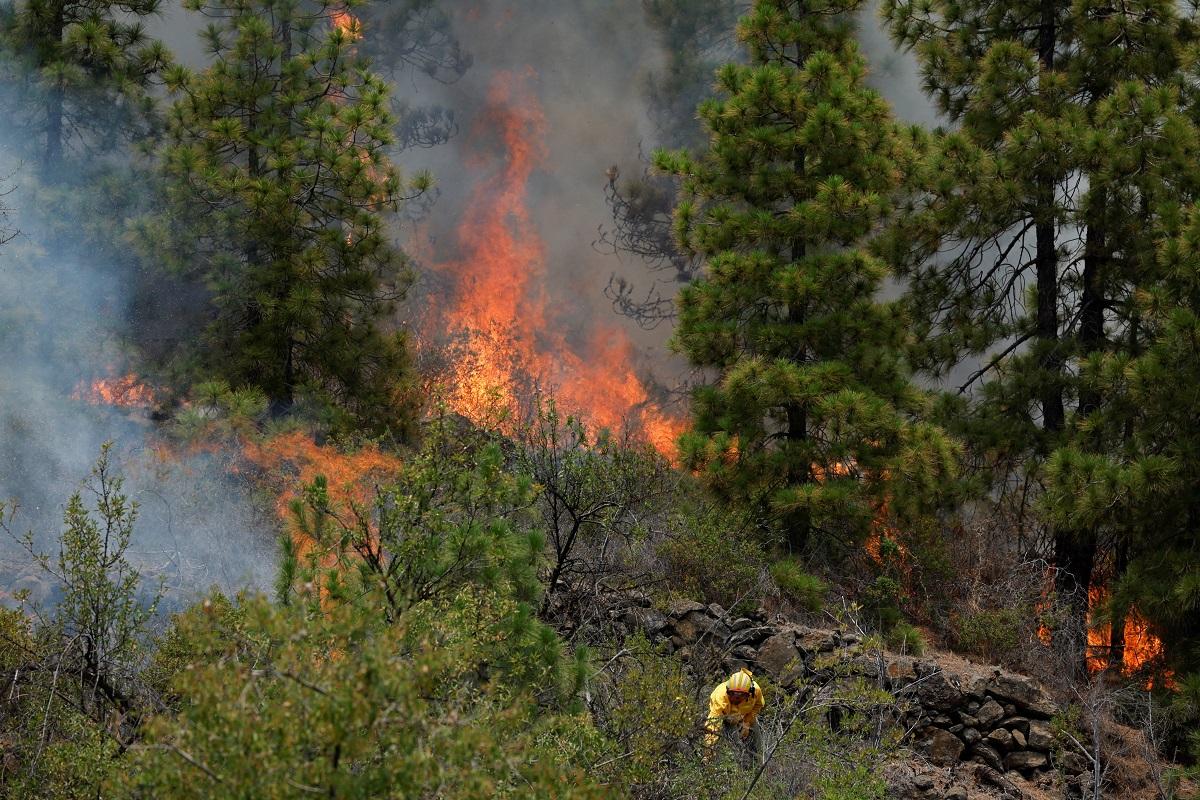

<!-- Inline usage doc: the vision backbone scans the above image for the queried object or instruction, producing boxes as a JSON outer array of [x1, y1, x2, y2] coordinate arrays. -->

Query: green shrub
[[770, 560, 827, 613], [951, 609, 1022, 662], [885, 622, 926, 656], [657, 508, 765, 611]]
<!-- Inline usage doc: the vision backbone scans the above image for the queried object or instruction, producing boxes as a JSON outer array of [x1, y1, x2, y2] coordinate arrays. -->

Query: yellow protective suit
[[705, 670, 765, 747]]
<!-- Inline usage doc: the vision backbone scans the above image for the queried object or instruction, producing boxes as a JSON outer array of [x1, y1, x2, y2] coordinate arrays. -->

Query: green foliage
[[144, 0, 430, 435], [119, 590, 608, 798], [884, 622, 926, 656], [770, 559, 827, 613], [655, 0, 958, 554], [0, 0, 169, 174], [0, 446, 160, 798], [951, 609, 1022, 662], [657, 504, 766, 611], [597, 633, 696, 788]]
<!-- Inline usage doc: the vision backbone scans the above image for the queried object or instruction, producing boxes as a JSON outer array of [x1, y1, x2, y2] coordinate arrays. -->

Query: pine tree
[[0, 0, 169, 176], [881, 0, 1198, 663], [148, 0, 430, 435], [655, 0, 957, 553], [1044, 205, 1200, 743]]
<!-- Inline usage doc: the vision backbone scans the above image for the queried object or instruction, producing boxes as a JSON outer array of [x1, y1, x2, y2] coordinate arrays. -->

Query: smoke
[[394, 0, 691, 424], [0, 146, 276, 611]]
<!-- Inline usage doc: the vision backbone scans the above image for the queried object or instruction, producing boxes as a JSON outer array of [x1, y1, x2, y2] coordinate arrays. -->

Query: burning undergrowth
[[411, 68, 685, 455]]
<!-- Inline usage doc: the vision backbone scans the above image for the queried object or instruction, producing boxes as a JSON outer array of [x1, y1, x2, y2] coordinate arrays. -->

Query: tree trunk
[[783, 152, 810, 552], [42, 3, 66, 177]]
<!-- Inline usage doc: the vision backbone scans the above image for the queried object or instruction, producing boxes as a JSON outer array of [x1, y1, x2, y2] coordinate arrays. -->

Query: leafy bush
[[657, 506, 766, 612], [885, 622, 927, 656], [951, 608, 1023, 662], [770, 560, 827, 613]]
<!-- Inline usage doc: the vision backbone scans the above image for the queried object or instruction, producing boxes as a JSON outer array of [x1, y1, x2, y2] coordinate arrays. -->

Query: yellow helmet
[[727, 669, 754, 693]]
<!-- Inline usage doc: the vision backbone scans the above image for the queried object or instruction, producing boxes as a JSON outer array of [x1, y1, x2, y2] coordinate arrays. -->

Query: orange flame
[[425, 70, 684, 456], [1085, 586, 1172, 685], [73, 373, 158, 409], [331, 7, 361, 40], [241, 430, 400, 562]]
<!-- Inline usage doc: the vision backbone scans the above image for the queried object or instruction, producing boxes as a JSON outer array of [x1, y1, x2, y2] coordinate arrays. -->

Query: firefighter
[[705, 668, 764, 761]]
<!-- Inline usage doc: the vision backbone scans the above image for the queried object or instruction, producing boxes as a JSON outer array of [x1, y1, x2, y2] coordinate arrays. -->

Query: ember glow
[[241, 430, 400, 561], [331, 6, 361, 39], [424, 70, 684, 455], [73, 373, 158, 409], [1085, 585, 1170, 681]]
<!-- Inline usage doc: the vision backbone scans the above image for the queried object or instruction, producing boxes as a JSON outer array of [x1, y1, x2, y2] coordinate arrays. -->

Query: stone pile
[[588, 589, 1094, 796]]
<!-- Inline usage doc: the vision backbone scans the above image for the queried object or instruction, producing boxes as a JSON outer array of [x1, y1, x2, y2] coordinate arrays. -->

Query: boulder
[[636, 609, 670, 635], [728, 626, 773, 648], [918, 671, 964, 711], [729, 617, 754, 632], [944, 787, 967, 800], [919, 728, 965, 766], [667, 599, 707, 617], [971, 743, 1003, 772], [976, 699, 1005, 728], [1010, 729, 1027, 749], [987, 673, 1057, 717], [707, 602, 727, 619], [1000, 716, 1030, 734], [756, 631, 805, 685], [673, 611, 731, 643], [791, 625, 838, 654], [961, 727, 981, 745], [986, 728, 1014, 751], [1004, 751, 1048, 771], [1026, 720, 1054, 752], [886, 655, 919, 684]]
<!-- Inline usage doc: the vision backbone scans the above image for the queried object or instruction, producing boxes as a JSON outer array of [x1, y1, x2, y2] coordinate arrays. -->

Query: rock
[[962, 727, 981, 745], [976, 699, 1005, 728], [1004, 751, 1048, 771], [886, 654, 919, 684], [967, 700, 981, 713], [667, 599, 707, 617], [840, 632, 862, 646], [1061, 751, 1090, 775], [987, 672, 1057, 717], [729, 617, 754, 632], [792, 625, 838, 653], [731, 645, 757, 660], [958, 713, 979, 728], [934, 714, 953, 727], [757, 638, 806, 686], [971, 743, 1003, 772], [912, 774, 934, 791], [949, 724, 964, 734], [1026, 720, 1054, 751], [668, 635, 685, 651], [674, 611, 730, 643], [918, 671, 964, 711], [920, 728, 965, 766], [707, 602, 727, 619], [944, 786, 967, 800], [986, 728, 1014, 751], [1001, 716, 1030, 734], [729, 626, 773, 648], [1011, 729, 1027, 749], [637, 609, 669, 635]]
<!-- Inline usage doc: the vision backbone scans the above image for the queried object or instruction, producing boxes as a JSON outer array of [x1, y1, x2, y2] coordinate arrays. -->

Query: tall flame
[[1085, 585, 1171, 684], [425, 70, 684, 455]]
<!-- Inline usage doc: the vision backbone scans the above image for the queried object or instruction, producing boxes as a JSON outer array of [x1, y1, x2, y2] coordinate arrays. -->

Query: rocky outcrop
[[582, 588, 1094, 798]]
